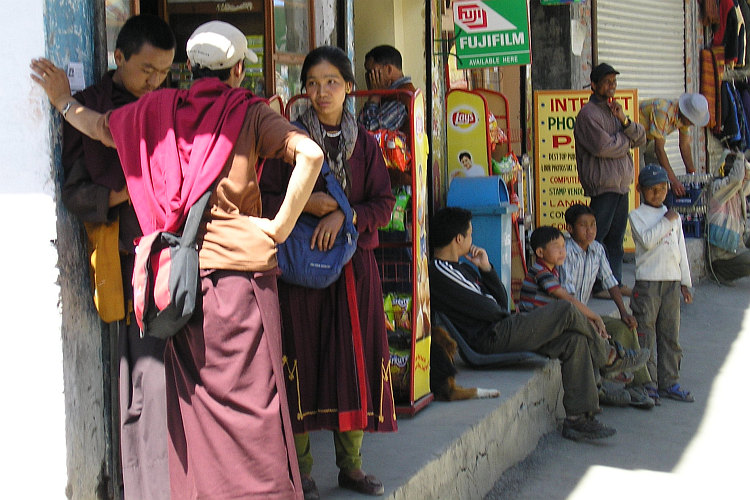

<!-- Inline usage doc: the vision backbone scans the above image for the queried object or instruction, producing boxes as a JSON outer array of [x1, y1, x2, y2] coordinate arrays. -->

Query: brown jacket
[[574, 94, 646, 196]]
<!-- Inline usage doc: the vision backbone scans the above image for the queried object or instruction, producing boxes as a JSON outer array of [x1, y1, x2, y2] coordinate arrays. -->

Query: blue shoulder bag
[[276, 153, 359, 289]]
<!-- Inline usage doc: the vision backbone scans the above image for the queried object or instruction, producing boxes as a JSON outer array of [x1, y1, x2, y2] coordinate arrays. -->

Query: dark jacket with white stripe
[[429, 259, 509, 349]]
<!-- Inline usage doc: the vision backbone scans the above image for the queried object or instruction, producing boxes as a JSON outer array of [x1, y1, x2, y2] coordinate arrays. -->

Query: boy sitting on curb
[[519, 225, 651, 408], [629, 164, 695, 403], [560, 204, 656, 409]]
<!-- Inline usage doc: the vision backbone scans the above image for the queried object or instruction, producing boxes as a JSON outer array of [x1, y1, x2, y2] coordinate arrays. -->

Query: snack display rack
[[285, 89, 433, 416]]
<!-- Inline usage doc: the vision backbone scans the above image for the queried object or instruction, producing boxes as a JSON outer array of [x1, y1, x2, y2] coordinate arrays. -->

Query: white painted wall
[[0, 2, 68, 498]]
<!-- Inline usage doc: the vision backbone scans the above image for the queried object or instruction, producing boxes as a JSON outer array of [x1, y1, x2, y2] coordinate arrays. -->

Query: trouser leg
[[478, 301, 605, 415], [333, 430, 364, 472], [655, 282, 682, 388], [590, 192, 628, 286], [294, 433, 313, 476], [711, 252, 750, 282], [631, 281, 661, 383], [603, 316, 652, 386]]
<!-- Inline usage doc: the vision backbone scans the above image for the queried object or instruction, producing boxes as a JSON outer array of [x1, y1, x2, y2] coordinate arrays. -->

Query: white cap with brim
[[678, 93, 709, 128], [186, 21, 258, 71]]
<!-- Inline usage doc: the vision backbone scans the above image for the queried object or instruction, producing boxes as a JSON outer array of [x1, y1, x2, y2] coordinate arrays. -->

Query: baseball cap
[[186, 21, 258, 71], [638, 164, 669, 187], [590, 63, 619, 83], [678, 93, 710, 128]]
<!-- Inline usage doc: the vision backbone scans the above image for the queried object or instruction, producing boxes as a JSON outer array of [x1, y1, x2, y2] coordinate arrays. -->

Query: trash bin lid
[[447, 176, 510, 208]]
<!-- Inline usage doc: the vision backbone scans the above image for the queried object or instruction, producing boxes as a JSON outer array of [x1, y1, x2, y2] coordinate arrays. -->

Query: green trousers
[[294, 430, 364, 476]]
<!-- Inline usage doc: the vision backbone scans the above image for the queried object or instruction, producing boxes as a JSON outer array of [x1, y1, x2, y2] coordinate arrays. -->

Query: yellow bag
[[84, 219, 125, 322]]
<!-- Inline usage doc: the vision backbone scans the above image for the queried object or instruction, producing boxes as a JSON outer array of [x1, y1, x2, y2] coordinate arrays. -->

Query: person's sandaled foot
[[301, 475, 320, 500], [644, 384, 661, 406], [659, 383, 695, 402], [338, 469, 384, 496]]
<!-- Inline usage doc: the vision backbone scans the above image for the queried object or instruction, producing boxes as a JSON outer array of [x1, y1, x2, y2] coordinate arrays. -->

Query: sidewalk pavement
[[305, 262, 748, 499]]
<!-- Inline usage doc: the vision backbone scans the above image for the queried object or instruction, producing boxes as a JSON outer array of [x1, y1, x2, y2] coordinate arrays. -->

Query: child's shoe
[[659, 383, 694, 402]]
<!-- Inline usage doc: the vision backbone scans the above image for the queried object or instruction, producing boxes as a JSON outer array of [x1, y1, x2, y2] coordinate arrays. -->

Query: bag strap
[[180, 187, 214, 247]]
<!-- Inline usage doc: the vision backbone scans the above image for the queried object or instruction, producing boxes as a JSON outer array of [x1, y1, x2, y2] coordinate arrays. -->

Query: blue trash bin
[[447, 177, 517, 309]]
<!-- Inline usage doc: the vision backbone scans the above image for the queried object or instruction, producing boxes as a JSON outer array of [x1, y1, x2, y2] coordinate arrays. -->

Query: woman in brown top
[[261, 46, 397, 499]]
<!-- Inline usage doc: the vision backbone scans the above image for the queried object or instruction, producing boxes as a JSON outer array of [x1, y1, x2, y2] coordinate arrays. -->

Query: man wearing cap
[[59, 15, 176, 500], [639, 93, 710, 196], [574, 63, 646, 297], [31, 20, 324, 500]]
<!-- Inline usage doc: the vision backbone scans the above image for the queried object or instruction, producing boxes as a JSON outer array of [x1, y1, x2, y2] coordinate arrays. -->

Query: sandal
[[644, 384, 661, 406], [659, 383, 695, 402]]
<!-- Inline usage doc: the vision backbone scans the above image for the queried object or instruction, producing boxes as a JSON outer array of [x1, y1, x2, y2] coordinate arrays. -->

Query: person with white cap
[[639, 93, 710, 197], [31, 20, 324, 500]]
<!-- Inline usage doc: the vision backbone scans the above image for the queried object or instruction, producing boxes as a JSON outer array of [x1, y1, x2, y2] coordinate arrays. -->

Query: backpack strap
[[180, 186, 214, 247]]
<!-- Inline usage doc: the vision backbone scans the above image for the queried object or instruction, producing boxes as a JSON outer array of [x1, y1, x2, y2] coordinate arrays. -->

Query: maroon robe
[[261, 125, 398, 434]]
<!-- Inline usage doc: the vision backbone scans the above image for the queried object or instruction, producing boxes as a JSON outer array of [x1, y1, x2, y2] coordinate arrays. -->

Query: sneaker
[[608, 371, 635, 385], [603, 346, 650, 374], [659, 383, 695, 402], [599, 380, 631, 407], [626, 385, 655, 409], [562, 415, 617, 441]]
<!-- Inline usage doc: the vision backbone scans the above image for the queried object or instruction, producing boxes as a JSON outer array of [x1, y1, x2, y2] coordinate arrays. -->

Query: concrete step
[[307, 358, 563, 499]]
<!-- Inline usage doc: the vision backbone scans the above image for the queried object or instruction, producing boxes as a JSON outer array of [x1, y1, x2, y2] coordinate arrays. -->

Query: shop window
[[151, 0, 315, 100]]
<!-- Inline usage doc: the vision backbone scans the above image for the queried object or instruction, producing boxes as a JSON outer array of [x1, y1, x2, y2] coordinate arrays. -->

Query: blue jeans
[[590, 192, 629, 286]]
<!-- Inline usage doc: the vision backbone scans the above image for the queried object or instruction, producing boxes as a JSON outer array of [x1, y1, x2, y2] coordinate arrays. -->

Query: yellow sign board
[[533, 89, 640, 251], [446, 89, 490, 186]]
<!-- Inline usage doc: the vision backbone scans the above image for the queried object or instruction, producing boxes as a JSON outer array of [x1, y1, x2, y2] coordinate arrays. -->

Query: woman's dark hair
[[116, 14, 176, 60], [300, 46, 356, 88], [564, 203, 594, 226], [530, 226, 563, 252], [429, 207, 473, 250]]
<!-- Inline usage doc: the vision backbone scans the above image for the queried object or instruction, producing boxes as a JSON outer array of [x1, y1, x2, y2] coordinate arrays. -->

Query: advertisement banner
[[533, 89, 639, 251], [453, 0, 531, 69], [446, 90, 490, 185]]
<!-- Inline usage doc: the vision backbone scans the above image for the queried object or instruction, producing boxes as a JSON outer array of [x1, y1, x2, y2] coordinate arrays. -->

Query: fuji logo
[[456, 3, 487, 30], [454, 2, 517, 33]]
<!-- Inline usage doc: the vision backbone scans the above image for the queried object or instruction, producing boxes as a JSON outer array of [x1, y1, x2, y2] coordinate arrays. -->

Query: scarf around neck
[[298, 104, 358, 195]]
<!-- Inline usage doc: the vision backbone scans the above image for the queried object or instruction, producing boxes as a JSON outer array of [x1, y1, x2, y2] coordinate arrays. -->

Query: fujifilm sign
[[453, 0, 531, 68]]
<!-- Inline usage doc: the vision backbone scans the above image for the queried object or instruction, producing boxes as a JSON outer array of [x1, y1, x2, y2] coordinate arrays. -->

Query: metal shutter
[[597, 0, 686, 173]]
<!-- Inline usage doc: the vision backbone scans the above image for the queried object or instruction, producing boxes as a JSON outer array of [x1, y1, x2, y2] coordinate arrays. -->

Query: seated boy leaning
[[522, 212, 654, 410], [429, 207, 643, 441]]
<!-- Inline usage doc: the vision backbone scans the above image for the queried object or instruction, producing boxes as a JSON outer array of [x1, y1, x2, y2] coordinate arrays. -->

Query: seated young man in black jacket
[[429, 207, 641, 441]]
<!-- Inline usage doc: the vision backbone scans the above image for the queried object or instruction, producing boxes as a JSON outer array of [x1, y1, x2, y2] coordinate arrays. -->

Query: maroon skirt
[[165, 269, 302, 500], [277, 248, 398, 435]]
